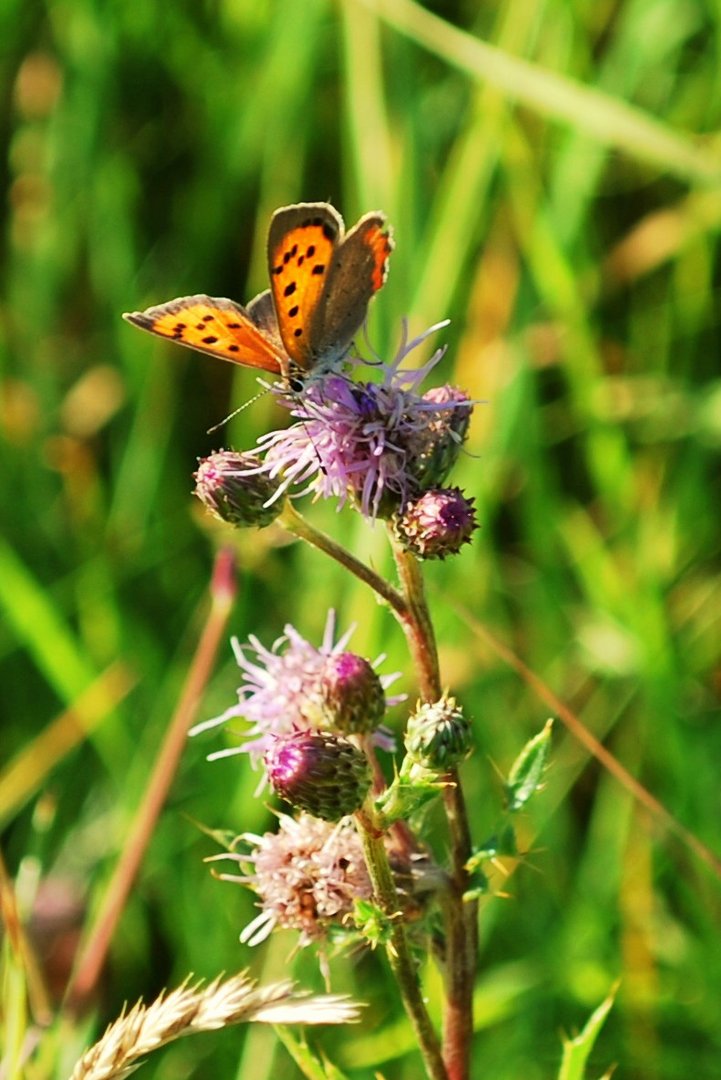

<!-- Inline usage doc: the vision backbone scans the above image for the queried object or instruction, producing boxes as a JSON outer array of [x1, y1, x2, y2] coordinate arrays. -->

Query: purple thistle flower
[[253, 321, 473, 519], [190, 610, 400, 766]]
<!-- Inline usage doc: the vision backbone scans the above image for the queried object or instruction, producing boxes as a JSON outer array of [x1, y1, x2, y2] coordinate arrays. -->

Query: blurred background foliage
[[1, 0, 721, 1076]]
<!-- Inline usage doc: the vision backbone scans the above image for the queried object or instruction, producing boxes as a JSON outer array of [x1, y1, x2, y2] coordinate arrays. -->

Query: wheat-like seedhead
[[70, 971, 361, 1079]]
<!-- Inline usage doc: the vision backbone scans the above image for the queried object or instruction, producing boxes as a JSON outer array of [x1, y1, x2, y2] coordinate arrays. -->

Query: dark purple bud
[[265, 731, 372, 821], [195, 450, 281, 528], [393, 487, 478, 559], [319, 652, 386, 734]]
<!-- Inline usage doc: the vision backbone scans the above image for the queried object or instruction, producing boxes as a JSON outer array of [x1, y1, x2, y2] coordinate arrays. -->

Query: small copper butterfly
[[123, 202, 394, 387]]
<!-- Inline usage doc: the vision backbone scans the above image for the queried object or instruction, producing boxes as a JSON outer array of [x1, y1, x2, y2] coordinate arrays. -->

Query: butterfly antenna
[[287, 378, 328, 476], [206, 384, 272, 434], [299, 402, 328, 476]]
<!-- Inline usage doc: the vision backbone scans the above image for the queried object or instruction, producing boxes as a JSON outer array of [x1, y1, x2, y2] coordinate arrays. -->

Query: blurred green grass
[[2, 0, 721, 1076]]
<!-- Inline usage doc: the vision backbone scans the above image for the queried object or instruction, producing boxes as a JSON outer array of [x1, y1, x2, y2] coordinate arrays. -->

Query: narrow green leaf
[[0, 538, 97, 702], [274, 1026, 351, 1080], [505, 719, 553, 811], [557, 984, 618, 1080], [357, 0, 721, 183]]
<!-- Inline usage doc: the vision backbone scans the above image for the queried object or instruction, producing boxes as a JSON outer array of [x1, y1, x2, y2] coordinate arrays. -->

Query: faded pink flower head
[[194, 450, 282, 528], [212, 813, 372, 947]]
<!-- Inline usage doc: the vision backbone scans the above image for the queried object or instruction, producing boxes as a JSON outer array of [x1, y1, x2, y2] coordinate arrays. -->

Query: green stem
[[390, 541, 441, 699], [278, 503, 408, 618], [355, 800, 448, 1080], [389, 535, 477, 1080], [277, 504, 476, 1076]]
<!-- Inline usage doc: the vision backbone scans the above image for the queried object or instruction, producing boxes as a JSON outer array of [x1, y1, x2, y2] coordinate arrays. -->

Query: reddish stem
[[65, 549, 236, 1013], [390, 537, 477, 1080]]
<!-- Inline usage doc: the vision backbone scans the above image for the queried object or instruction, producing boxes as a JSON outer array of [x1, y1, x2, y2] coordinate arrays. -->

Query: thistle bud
[[392, 487, 478, 560], [409, 386, 473, 490], [194, 450, 280, 528], [265, 731, 372, 821], [319, 652, 386, 734], [405, 694, 472, 771]]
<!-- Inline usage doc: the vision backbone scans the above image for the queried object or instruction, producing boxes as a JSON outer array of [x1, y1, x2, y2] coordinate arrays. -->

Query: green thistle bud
[[194, 450, 281, 528], [265, 731, 372, 821], [319, 652, 386, 734], [392, 487, 478, 560], [405, 694, 473, 772], [408, 386, 472, 490]]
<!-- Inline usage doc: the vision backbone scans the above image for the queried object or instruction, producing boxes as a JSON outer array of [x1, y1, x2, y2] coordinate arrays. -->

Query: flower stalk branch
[[389, 535, 476, 1080], [390, 538, 442, 700], [184, 302, 486, 1079], [276, 449, 478, 1080], [278, 502, 408, 618], [355, 799, 449, 1080]]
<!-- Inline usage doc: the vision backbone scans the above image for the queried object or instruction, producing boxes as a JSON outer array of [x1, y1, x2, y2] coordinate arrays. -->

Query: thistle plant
[[187, 319, 551, 1080]]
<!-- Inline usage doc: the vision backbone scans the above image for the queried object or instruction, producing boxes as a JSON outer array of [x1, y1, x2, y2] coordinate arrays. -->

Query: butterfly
[[123, 202, 394, 389]]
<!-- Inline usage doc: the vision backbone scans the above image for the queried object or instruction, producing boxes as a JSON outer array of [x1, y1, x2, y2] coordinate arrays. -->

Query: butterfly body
[[123, 202, 393, 387]]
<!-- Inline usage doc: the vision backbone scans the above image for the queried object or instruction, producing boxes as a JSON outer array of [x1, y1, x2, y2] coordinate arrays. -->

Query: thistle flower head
[[265, 730, 372, 820], [190, 611, 400, 766], [255, 322, 474, 519], [220, 814, 372, 947], [194, 450, 281, 527]]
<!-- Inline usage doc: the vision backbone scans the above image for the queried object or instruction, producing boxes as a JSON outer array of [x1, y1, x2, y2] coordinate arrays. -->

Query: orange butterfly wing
[[122, 294, 286, 375], [267, 204, 343, 372], [316, 212, 393, 360], [267, 203, 393, 374], [124, 204, 393, 383]]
